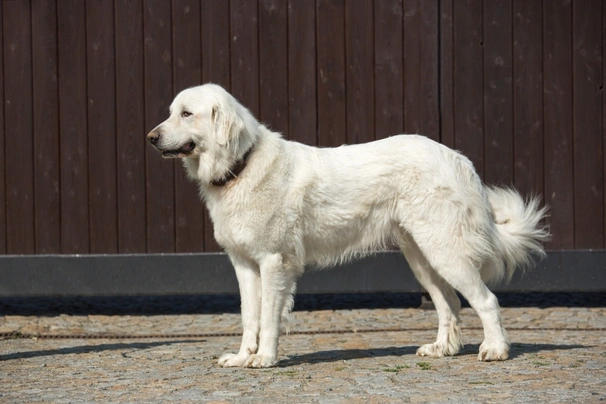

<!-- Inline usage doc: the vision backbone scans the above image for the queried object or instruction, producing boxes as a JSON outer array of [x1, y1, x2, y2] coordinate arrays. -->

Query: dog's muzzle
[[147, 129, 161, 146], [147, 129, 196, 158]]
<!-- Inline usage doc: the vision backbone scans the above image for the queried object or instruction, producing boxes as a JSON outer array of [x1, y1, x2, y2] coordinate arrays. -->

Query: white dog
[[148, 83, 549, 368]]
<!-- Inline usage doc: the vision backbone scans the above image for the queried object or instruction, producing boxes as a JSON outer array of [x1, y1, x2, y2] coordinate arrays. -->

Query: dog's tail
[[484, 186, 550, 283]]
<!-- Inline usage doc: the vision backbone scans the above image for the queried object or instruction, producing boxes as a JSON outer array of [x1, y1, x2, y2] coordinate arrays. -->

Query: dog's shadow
[[0, 340, 204, 362], [280, 342, 586, 366], [281, 346, 416, 366]]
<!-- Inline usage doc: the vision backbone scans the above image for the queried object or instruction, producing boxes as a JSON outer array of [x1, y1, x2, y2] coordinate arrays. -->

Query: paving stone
[[0, 306, 605, 402]]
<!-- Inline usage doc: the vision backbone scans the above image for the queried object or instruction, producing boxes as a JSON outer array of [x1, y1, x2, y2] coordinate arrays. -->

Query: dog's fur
[[148, 84, 549, 368]]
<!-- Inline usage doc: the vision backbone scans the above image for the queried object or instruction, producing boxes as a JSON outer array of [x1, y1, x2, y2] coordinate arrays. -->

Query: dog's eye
[[181, 110, 192, 118]]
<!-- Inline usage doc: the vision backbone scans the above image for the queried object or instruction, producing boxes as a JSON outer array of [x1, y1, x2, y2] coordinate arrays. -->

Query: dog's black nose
[[147, 130, 160, 146]]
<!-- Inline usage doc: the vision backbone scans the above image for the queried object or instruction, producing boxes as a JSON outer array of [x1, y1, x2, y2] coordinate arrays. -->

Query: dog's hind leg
[[218, 254, 262, 367], [415, 240, 510, 361], [433, 263, 510, 361], [400, 235, 463, 358]]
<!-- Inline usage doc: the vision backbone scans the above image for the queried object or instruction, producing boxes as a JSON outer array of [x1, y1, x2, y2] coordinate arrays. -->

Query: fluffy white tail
[[484, 186, 550, 283]]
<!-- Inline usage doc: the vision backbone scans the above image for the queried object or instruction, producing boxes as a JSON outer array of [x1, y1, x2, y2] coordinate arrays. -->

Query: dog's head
[[147, 83, 256, 158], [147, 83, 259, 183]]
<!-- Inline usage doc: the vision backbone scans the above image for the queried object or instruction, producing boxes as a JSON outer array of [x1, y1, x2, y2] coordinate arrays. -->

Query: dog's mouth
[[161, 141, 196, 158]]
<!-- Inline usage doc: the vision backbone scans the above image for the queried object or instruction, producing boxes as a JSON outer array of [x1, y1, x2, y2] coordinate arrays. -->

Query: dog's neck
[[210, 145, 255, 187]]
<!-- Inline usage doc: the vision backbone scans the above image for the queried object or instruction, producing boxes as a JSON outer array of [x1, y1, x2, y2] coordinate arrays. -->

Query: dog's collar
[[210, 145, 255, 187]]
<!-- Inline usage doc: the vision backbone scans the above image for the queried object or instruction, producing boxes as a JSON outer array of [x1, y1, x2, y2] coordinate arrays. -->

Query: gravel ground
[[1, 294, 605, 403]]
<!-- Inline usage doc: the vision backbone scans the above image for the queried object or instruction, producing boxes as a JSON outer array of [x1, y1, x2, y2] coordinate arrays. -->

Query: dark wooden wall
[[1, 0, 604, 254]]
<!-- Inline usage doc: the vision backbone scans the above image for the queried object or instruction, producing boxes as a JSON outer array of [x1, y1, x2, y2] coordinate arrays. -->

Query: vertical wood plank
[[3, 1, 35, 254], [453, 0, 484, 176], [87, 0, 118, 253], [439, 0, 454, 148], [32, 0, 60, 253], [345, 0, 374, 144], [288, 0, 317, 145], [374, 0, 403, 140], [230, 0, 259, 115], [58, 0, 89, 254], [201, 0, 231, 89], [513, 0, 544, 197], [543, 0, 573, 249], [572, 0, 604, 248], [259, 0, 288, 134], [0, 2, 5, 253], [403, 0, 439, 141], [483, 0, 513, 186], [172, 0, 206, 253], [115, 0, 147, 253], [201, 0, 230, 252], [144, 0, 175, 253], [317, 0, 346, 147], [172, 0, 202, 90]]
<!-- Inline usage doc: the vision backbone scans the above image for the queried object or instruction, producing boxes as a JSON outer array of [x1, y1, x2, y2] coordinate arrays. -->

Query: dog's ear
[[211, 103, 244, 149]]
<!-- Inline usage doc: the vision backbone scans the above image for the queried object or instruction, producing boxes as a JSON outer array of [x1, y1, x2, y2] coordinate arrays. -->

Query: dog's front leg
[[218, 256, 261, 367], [244, 254, 296, 368]]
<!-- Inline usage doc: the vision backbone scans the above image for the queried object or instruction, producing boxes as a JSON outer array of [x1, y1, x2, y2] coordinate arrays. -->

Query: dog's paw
[[243, 354, 278, 368], [478, 341, 509, 361], [218, 352, 250, 367], [416, 342, 456, 358]]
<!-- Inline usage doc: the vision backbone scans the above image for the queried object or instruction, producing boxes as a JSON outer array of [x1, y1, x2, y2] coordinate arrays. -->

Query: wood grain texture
[[259, 0, 288, 134], [316, 0, 346, 147], [58, 0, 89, 253], [115, 0, 147, 253], [345, 0, 374, 144], [3, 1, 35, 253], [172, 0, 206, 253], [543, 0, 573, 249], [288, 0, 317, 145], [201, 0, 231, 252], [513, 0, 544, 198], [0, 0, 602, 254], [32, 0, 60, 253], [483, 0, 513, 187], [374, 0, 403, 140], [439, 0, 454, 148], [230, 0, 260, 116], [0, 2, 5, 253], [144, 0, 175, 253], [403, 0, 439, 141], [202, 0, 231, 89], [572, 0, 604, 248], [453, 0, 484, 177], [87, 0, 118, 253]]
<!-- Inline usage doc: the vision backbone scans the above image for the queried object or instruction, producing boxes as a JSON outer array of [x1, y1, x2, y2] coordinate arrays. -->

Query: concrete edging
[[0, 250, 604, 296]]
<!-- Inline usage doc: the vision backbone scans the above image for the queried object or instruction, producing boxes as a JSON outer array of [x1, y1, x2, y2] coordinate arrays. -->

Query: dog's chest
[[207, 193, 286, 252]]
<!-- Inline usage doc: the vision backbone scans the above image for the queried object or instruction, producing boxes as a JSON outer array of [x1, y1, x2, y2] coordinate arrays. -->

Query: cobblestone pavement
[[1, 305, 605, 403]]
